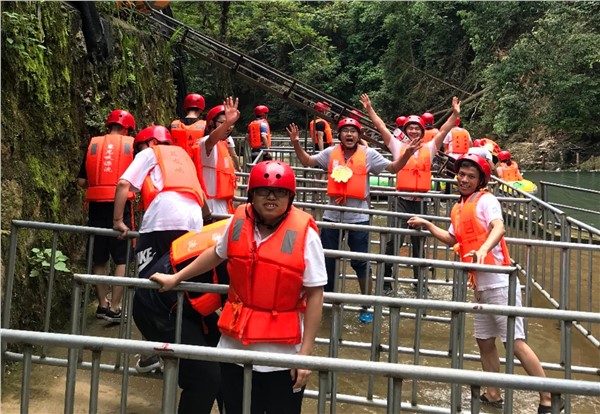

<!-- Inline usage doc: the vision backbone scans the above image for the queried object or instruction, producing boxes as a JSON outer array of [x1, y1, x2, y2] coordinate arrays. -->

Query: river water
[[521, 171, 600, 229]]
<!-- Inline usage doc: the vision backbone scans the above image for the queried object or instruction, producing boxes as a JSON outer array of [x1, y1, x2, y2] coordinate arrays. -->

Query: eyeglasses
[[340, 127, 358, 134], [215, 119, 226, 125], [253, 188, 290, 198]]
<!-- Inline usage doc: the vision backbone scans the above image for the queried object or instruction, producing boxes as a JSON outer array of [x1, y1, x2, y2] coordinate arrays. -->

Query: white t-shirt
[[448, 193, 508, 291], [467, 146, 492, 161], [198, 136, 237, 216], [444, 127, 472, 159], [120, 147, 203, 233], [311, 145, 391, 223], [215, 216, 327, 372]]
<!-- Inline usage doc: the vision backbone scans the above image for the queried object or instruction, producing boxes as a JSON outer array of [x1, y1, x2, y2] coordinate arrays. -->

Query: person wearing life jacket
[[496, 150, 523, 181], [191, 97, 241, 216], [407, 153, 553, 412], [288, 118, 410, 323], [443, 117, 472, 160], [421, 112, 439, 144], [77, 109, 136, 322], [170, 93, 207, 158], [309, 101, 333, 152], [151, 160, 326, 414], [360, 93, 460, 296], [113, 125, 210, 280], [131, 218, 229, 414], [246, 104, 272, 161]]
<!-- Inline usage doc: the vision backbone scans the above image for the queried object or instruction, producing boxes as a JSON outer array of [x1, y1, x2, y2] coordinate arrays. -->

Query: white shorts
[[474, 285, 525, 342]]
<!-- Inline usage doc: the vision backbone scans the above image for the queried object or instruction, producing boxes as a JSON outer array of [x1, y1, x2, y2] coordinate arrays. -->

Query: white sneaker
[[135, 354, 163, 373]]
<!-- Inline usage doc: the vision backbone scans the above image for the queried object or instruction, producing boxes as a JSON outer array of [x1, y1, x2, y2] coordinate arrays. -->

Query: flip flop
[[480, 393, 503, 409]]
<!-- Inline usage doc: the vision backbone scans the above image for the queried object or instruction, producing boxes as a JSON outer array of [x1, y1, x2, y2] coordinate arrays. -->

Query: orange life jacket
[[218, 205, 316, 345], [192, 140, 237, 202], [170, 219, 229, 316], [140, 145, 205, 210], [327, 144, 368, 204], [85, 134, 135, 202], [309, 118, 333, 145], [396, 146, 431, 192], [170, 119, 206, 158], [497, 162, 522, 182], [450, 191, 511, 288], [422, 128, 439, 144], [248, 119, 271, 148], [448, 127, 470, 155]]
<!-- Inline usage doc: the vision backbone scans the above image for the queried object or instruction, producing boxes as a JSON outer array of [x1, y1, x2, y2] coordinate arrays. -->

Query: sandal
[[480, 393, 503, 409]]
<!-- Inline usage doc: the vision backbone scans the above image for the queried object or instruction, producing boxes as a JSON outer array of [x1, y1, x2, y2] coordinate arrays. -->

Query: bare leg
[[109, 263, 126, 311], [477, 337, 502, 401], [93, 262, 109, 308], [511, 339, 551, 406]]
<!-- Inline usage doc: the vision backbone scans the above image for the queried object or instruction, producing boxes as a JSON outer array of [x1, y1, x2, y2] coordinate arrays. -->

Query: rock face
[[1, 2, 176, 331]]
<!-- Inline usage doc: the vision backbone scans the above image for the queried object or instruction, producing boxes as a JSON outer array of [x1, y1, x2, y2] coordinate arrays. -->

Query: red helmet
[[337, 117, 362, 132], [106, 109, 136, 131], [183, 94, 205, 111], [395, 116, 407, 127], [455, 117, 461, 127], [455, 153, 491, 187], [248, 161, 296, 195], [134, 125, 172, 148], [205, 105, 225, 125], [498, 150, 511, 161], [254, 105, 269, 116], [472, 139, 483, 147], [421, 112, 434, 125], [315, 101, 330, 113], [403, 115, 425, 133]]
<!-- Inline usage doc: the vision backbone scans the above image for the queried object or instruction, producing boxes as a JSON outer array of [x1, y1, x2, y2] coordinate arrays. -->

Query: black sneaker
[[96, 304, 109, 319], [104, 308, 125, 323], [135, 354, 163, 373]]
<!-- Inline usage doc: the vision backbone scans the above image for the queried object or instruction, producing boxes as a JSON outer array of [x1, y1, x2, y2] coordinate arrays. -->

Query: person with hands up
[[361, 93, 461, 296], [151, 160, 326, 414], [407, 153, 554, 413]]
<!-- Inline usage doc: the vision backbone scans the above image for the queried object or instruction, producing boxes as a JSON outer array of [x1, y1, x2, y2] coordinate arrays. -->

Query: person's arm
[[463, 218, 505, 264], [287, 123, 319, 167], [261, 121, 270, 149], [407, 216, 457, 246], [201, 191, 212, 222], [316, 131, 324, 152], [204, 97, 240, 155], [385, 138, 421, 173], [113, 179, 133, 238], [360, 93, 393, 146], [432, 96, 461, 151], [150, 245, 225, 292], [291, 285, 323, 389]]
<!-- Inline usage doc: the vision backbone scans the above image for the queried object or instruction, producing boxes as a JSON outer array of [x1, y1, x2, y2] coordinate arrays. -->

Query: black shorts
[[87, 217, 134, 266]]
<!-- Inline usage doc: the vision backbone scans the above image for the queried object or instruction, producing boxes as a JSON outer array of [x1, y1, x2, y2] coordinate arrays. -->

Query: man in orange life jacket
[[170, 93, 207, 158], [113, 125, 211, 280], [246, 104, 272, 161], [443, 116, 472, 161], [407, 154, 554, 413], [192, 97, 241, 216], [151, 161, 326, 414], [496, 150, 523, 182], [309, 101, 333, 152], [77, 109, 136, 322], [421, 112, 439, 144], [361, 94, 460, 296], [288, 119, 414, 323]]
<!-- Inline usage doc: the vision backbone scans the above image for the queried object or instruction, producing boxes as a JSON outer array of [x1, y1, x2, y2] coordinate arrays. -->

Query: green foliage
[[28, 248, 70, 278]]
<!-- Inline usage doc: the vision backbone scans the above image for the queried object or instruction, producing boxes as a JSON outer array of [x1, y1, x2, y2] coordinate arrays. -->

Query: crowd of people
[[77, 93, 553, 414]]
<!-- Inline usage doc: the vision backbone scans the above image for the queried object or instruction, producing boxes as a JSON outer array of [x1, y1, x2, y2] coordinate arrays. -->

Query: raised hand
[[360, 93, 372, 111], [224, 96, 240, 124], [452, 96, 461, 117], [286, 123, 300, 143]]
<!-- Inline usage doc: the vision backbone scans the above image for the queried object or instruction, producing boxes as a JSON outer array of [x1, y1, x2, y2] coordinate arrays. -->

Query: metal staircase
[[133, 7, 393, 149]]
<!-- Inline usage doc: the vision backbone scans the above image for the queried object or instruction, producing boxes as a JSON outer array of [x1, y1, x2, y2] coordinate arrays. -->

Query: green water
[[520, 171, 599, 229]]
